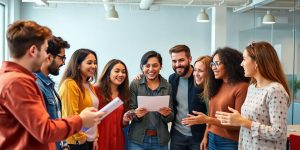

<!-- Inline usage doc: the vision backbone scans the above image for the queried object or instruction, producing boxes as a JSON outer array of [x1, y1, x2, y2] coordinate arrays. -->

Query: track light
[[197, 8, 209, 23], [263, 10, 276, 24], [106, 5, 119, 20]]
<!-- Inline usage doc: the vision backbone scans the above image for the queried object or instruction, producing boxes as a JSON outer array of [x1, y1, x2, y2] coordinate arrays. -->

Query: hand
[[200, 135, 208, 150], [135, 107, 148, 118], [79, 107, 106, 128], [158, 107, 171, 117], [123, 110, 135, 124], [181, 111, 208, 126], [93, 139, 98, 150], [134, 73, 143, 80], [215, 106, 243, 126]]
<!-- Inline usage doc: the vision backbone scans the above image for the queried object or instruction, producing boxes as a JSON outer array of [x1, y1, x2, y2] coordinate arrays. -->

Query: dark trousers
[[69, 141, 93, 150], [170, 128, 200, 150]]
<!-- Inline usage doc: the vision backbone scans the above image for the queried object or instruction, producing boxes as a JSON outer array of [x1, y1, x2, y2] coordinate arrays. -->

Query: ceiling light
[[263, 10, 276, 24], [106, 5, 119, 20], [22, 0, 48, 6], [197, 8, 209, 23]]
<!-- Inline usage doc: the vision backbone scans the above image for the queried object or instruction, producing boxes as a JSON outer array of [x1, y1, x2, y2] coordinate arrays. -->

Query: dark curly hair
[[204, 47, 250, 99], [47, 36, 70, 55]]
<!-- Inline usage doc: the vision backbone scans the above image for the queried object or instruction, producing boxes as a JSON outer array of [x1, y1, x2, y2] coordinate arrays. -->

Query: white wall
[[21, 3, 212, 83]]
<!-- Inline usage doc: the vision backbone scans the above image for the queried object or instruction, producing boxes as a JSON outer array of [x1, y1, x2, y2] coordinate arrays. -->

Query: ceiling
[[22, 0, 299, 12]]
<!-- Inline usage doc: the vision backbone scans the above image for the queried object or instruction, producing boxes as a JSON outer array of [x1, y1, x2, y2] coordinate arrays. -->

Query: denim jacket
[[35, 72, 67, 150]]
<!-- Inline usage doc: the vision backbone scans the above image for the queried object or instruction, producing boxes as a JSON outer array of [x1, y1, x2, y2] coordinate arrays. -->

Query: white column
[[211, 6, 227, 55]]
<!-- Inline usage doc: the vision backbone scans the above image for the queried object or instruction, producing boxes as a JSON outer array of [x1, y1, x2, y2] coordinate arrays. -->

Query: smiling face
[[211, 54, 227, 80], [109, 63, 127, 86], [171, 51, 191, 77], [79, 53, 97, 80], [241, 50, 257, 77], [143, 57, 162, 81], [48, 48, 66, 76], [193, 61, 207, 85]]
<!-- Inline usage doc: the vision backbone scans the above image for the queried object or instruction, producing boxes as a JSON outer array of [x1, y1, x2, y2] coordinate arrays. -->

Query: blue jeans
[[128, 136, 168, 150], [208, 132, 238, 150], [170, 128, 200, 150]]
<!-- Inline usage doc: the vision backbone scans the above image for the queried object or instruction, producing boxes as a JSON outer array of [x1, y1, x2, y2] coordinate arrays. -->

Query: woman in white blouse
[[215, 41, 290, 150]]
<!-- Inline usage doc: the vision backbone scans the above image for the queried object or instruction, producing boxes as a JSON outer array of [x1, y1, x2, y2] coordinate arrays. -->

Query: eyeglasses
[[210, 61, 222, 68], [54, 54, 66, 62]]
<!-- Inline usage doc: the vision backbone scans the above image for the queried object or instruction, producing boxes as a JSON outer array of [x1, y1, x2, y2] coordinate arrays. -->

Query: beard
[[173, 65, 190, 77], [48, 60, 60, 76]]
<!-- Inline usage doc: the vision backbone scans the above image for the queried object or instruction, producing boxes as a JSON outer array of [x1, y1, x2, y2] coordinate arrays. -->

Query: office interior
[[0, 0, 299, 124]]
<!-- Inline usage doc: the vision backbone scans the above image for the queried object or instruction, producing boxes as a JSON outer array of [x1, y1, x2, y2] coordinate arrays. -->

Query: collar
[[139, 74, 168, 89], [35, 72, 54, 86], [1, 61, 36, 80]]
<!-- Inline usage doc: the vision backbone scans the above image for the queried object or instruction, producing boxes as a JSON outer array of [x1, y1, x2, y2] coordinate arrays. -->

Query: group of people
[[0, 20, 290, 150]]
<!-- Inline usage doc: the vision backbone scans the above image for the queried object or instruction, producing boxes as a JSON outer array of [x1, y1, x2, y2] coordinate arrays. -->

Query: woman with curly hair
[[182, 47, 249, 150]]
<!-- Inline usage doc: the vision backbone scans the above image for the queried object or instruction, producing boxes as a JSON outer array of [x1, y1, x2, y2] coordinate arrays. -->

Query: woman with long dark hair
[[59, 49, 99, 150], [94, 59, 130, 150]]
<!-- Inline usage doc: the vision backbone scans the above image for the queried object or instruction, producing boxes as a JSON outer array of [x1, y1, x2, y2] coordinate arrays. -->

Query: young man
[[35, 36, 70, 150], [0, 20, 105, 150], [169, 45, 207, 150]]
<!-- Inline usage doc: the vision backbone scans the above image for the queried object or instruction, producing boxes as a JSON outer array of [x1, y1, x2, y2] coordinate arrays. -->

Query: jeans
[[170, 128, 200, 150], [208, 132, 238, 150], [128, 136, 168, 150]]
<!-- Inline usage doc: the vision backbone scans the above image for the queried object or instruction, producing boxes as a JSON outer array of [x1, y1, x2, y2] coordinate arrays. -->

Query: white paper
[[98, 97, 123, 119], [137, 95, 170, 111]]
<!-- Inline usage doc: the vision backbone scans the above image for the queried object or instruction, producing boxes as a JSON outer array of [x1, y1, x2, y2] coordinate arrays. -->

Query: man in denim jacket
[[35, 36, 70, 150]]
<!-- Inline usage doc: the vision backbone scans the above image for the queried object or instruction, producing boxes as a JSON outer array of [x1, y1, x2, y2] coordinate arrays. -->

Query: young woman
[[182, 47, 249, 150], [128, 50, 173, 150], [59, 49, 99, 150], [193, 55, 212, 89], [215, 41, 290, 150], [94, 59, 130, 150]]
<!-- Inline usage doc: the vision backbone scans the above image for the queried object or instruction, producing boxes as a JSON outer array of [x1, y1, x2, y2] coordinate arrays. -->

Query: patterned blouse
[[239, 82, 289, 150]]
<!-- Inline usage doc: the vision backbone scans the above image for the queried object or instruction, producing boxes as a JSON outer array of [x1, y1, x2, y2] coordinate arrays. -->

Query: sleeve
[[160, 84, 174, 123], [129, 80, 143, 122], [59, 79, 86, 143], [4, 78, 82, 143], [250, 86, 289, 140], [223, 83, 248, 131], [234, 83, 248, 112]]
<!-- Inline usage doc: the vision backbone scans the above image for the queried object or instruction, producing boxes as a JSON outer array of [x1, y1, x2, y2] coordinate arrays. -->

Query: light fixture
[[262, 10, 276, 24], [197, 8, 209, 23], [22, 0, 48, 6], [106, 5, 119, 20]]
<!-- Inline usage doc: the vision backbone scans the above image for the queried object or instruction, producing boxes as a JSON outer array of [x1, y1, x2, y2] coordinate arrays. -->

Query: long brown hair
[[97, 59, 130, 110], [245, 41, 291, 102], [59, 49, 98, 95]]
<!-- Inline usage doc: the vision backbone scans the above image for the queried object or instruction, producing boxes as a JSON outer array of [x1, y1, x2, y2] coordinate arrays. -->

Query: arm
[[216, 85, 289, 141], [59, 79, 86, 143], [129, 81, 146, 122], [249, 88, 289, 140], [5, 78, 82, 143], [159, 84, 174, 123]]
